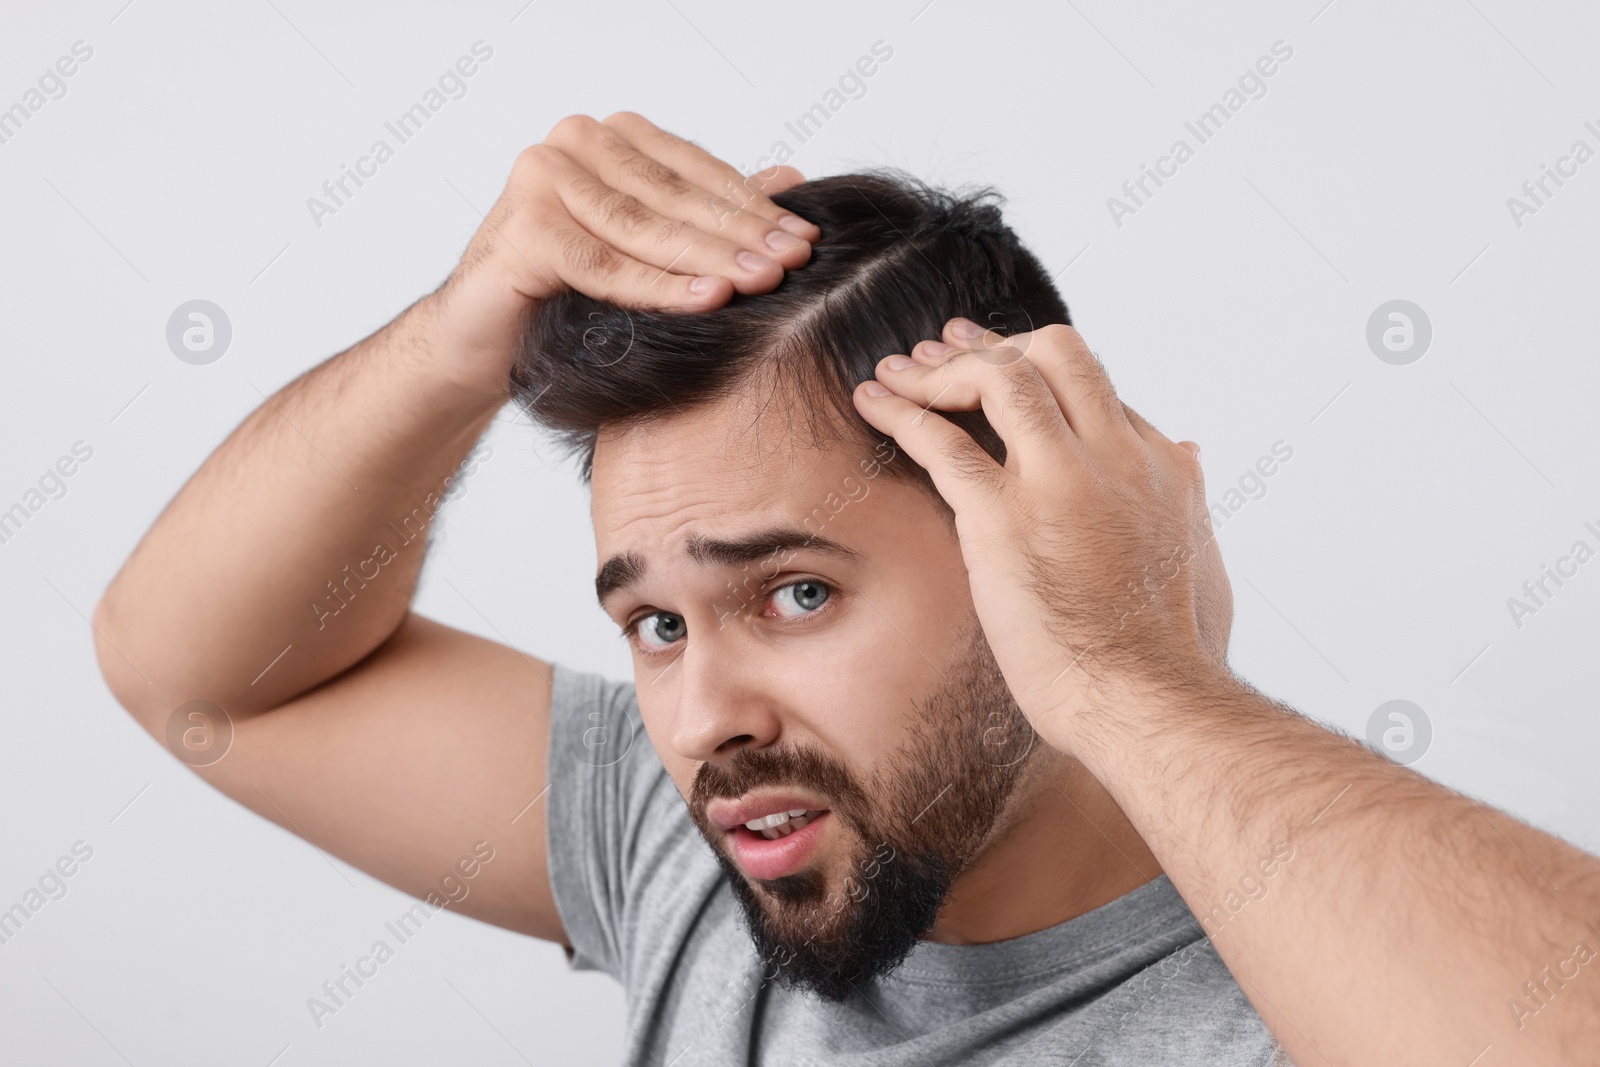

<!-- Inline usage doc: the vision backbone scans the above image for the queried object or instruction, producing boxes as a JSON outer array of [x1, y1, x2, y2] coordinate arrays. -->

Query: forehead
[[589, 380, 865, 556]]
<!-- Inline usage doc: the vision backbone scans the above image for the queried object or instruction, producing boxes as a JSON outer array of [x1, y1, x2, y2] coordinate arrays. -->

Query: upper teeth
[[745, 809, 811, 831]]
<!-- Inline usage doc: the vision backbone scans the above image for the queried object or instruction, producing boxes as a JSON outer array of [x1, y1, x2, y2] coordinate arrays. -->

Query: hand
[[428, 111, 820, 397], [851, 319, 1235, 750]]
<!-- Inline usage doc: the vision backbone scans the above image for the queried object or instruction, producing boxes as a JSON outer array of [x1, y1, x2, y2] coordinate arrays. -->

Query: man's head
[[512, 170, 1072, 1001]]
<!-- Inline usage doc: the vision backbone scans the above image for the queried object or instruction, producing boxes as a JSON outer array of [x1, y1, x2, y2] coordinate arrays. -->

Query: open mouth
[[739, 808, 827, 841], [726, 809, 832, 880]]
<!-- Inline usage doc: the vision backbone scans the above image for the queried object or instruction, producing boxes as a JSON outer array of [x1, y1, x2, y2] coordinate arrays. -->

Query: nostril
[[715, 735, 758, 754]]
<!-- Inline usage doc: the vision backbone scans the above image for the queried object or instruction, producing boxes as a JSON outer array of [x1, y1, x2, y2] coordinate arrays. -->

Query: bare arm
[[854, 319, 1600, 1066], [1082, 670, 1600, 1067], [93, 111, 821, 939]]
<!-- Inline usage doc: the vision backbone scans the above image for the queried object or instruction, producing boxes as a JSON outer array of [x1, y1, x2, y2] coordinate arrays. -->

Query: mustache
[[689, 741, 873, 827]]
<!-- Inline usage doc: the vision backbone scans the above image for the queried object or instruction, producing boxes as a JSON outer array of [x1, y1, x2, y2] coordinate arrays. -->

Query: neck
[[922, 752, 1162, 945]]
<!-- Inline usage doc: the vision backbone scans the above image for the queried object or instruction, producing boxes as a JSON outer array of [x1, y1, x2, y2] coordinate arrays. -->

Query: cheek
[[806, 587, 968, 768], [856, 563, 976, 679], [813, 542, 975, 766], [804, 636, 913, 769]]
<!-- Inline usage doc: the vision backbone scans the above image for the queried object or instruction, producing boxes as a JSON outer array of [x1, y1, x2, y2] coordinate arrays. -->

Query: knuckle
[[513, 142, 556, 179], [1174, 442, 1206, 481], [1067, 358, 1114, 404], [579, 178, 653, 235], [979, 338, 1024, 362], [1001, 367, 1062, 437], [940, 432, 1001, 486], [607, 111, 694, 151], [700, 193, 738, 223], [547, 113, 602, 146], [1036, 322, 1080, 347], [559, 228, 623, 278], [612, 193, 654, 235], [725, 169, 769, 201], [653, 216, 691, 247], [623, 154, 691, 197]]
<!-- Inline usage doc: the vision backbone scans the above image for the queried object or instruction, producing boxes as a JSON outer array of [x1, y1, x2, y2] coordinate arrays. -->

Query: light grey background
[[3, 0, 1597, 1062]]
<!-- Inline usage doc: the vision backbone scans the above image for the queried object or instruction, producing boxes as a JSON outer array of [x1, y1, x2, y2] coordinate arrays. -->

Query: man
[[94, 113, 1600, 1066]]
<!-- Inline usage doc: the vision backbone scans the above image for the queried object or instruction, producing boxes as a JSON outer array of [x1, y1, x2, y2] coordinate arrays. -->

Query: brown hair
[[510, 168, 1070, 497]]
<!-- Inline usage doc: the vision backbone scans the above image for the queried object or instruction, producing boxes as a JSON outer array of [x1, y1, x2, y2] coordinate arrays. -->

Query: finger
[[528, 203, 732, 313], [603, 112, 821, 240], [945, 320, 1136, 454], [1121, 403, 1170, 446], [513, 143, 755, 307], [1122, 405, 1201, 480], [850, 381, 1010, 513], [536, 124, 795, 296], [872, 345, 1078, 476], [744, 164, 808, 196], [936, 321, 1125, 445], [597, 112, 820, 251], [555, 165, 784, 294]]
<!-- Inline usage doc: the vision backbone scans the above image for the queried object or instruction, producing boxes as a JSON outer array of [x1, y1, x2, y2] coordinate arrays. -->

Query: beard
[[686, 615, 1040, 1003]]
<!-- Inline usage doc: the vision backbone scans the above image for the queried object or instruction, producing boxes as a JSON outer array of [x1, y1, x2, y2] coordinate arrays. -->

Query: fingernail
[[777, 214, 812, 236], [884, 354, 916, 370], [765, 229, 805, 253], [862, 381, 891, 397], [921, 340, 953, 358], [950, 317, 983, 339], [690, 276, 719, 294], [737, 250, 775, 273]]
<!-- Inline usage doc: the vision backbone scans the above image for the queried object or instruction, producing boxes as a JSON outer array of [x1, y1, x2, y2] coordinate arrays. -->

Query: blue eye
[[624, 579, 832, 655], [769, 579, 830, 619], [629, 612, 686, 653]]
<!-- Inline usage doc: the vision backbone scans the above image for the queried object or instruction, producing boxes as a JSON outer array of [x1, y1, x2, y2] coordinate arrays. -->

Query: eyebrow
[[595, 525, 863, 608]]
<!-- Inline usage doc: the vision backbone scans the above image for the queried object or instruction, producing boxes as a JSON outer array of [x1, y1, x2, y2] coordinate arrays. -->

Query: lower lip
[[727, 812, 830, 881]]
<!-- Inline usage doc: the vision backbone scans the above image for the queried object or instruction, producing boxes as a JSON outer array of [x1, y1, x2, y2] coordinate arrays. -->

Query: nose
[[666, 634, 783, 764]]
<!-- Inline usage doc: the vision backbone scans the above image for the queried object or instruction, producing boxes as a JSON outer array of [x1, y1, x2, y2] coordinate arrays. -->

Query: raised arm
[[854, 318, 1600, 1067], [92, 112, 820, 938]]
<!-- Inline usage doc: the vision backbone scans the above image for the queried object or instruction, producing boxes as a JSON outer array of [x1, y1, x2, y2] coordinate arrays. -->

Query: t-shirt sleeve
[[543, 659, 682, 980]]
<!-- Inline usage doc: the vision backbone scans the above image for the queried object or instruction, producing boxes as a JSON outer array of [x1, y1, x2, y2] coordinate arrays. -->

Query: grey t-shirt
[[545, 662, 1291, 1066]]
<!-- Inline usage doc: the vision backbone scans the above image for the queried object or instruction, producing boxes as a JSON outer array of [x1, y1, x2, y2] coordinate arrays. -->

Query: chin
[[712, 838, 954, 1004]]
